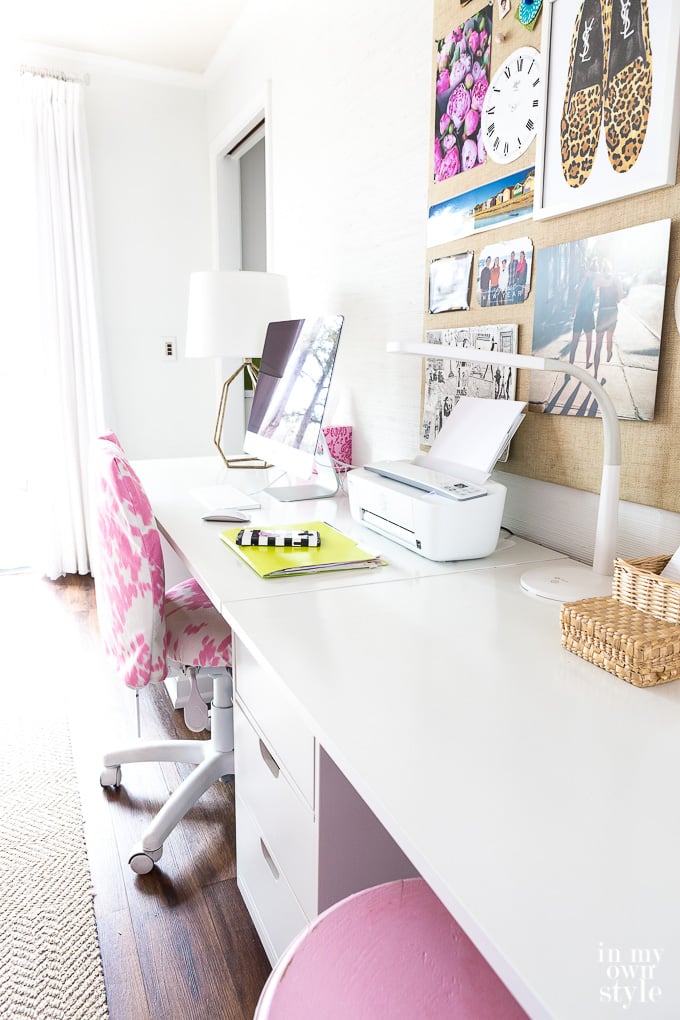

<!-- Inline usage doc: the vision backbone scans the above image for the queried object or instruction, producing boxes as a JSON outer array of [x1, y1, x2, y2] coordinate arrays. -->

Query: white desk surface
[[135, 456, 562, 608], [137, 457, 680, 1019], [224, 567, 680, 1020]]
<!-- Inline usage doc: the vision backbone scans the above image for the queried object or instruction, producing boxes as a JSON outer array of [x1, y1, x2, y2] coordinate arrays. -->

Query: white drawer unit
[[234, 639, 315, 807], [234, 701, 318, 918], [235, 793, 309, 963], [232, 635, 418, 965], [233, 637, 319, 962]]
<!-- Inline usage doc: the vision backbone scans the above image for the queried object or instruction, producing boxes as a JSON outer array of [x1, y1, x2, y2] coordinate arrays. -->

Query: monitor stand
[[264, 434, 339, 502]]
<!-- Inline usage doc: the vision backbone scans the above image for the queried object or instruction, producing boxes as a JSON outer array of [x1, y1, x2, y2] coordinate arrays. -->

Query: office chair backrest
[[92, 436, 167, 689]]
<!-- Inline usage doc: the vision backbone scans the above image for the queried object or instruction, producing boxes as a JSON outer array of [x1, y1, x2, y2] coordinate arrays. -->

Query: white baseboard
[[497, 472, 680, 564]]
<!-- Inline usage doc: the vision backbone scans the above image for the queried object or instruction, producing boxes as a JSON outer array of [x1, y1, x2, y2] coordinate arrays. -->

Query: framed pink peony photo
[[433, 3, 494, 182]]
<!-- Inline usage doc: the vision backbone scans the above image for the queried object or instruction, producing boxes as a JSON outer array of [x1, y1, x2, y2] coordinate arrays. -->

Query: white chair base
[[101, 686, 234, 874]]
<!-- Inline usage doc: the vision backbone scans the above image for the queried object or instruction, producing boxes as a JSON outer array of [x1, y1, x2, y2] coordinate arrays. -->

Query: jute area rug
[[0, 575, 109, 1020]]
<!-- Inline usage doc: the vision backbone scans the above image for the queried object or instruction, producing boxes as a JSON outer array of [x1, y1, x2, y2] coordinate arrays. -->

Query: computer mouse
[[201, 511, 251, 523]]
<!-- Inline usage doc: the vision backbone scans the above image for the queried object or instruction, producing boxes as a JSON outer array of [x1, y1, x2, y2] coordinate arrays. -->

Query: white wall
[[85, 70, 216, 458], [11, 14, 680, 562], [202, 1, 680, 564], [206, 0, 433, 467], [7, 45, 218, 461], [0, 61, 35, 486]]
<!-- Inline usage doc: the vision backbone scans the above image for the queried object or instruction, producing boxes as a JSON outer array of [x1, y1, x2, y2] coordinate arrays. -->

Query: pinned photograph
[[476, 237, 533, 307], [428, 166, 535, 246], [421, 324, 518, 450], [429, 251, 474, 313], [529, 219, 670, 420], [433, 4, 493, 182]]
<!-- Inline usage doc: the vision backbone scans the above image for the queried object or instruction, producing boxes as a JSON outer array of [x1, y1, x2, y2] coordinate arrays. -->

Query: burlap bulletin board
[[425, 0, 680, 512]]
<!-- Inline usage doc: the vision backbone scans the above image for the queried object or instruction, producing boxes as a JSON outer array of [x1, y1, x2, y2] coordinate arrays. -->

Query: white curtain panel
[[20, 74, 106, 579]]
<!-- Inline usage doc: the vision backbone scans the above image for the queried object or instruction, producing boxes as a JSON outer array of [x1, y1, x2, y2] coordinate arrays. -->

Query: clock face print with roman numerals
[[481, 47, 541, 164]]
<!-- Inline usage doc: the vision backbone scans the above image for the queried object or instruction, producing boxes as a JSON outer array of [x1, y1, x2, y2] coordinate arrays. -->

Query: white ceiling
[[6, 0, 249, 75]]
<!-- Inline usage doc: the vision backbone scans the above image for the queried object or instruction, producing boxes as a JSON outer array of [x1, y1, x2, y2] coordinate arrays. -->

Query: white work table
[[136, 457, 680, 1019], [138, 456, 561, 605]]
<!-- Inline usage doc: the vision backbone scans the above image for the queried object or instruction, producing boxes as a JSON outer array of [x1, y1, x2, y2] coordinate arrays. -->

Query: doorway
[[213, 108, 270, 451], [215, 117, 267, 274], [236, 134, 266, 272]]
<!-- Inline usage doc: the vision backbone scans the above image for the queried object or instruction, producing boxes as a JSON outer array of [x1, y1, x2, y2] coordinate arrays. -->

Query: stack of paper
[[220, 520, 384, 578], [417, 395, 526, 484]]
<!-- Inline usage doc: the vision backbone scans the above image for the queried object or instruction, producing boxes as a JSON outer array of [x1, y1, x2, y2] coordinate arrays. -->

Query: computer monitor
[[243, 314, 344, 501]]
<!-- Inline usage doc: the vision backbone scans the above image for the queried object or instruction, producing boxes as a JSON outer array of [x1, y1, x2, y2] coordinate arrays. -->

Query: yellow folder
[[219, 520, 384, 578]]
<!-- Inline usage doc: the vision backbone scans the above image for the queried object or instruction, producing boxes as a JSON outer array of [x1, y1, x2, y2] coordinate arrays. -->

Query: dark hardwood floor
[[2, 571, 270, 1020]]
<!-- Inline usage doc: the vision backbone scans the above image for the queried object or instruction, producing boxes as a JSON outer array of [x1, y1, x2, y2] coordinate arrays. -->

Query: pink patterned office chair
[[92, 435, 235, 874]]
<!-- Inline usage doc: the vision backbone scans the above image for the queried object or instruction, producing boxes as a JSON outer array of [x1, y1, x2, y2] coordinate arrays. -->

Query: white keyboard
[[364, 462, 487, 501]]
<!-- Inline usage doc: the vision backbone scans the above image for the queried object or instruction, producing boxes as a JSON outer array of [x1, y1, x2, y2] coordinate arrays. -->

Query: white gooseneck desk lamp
[[388, 342, 621, 602], [186, 270, 290, 468]]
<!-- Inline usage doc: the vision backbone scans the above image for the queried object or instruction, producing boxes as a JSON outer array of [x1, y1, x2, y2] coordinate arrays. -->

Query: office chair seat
[[255, 878, 529, 1019], [92, 435, 234, 874]]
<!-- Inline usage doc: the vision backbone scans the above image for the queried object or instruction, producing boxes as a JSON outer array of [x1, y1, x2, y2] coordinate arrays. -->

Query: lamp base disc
[[520, 560, 613, 602]]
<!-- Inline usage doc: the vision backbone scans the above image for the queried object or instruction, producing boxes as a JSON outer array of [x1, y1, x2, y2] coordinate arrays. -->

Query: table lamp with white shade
[[186, 270, 290, 468]]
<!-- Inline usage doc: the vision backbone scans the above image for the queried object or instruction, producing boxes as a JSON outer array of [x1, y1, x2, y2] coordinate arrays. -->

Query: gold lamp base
[[214, 358, 271, 470]]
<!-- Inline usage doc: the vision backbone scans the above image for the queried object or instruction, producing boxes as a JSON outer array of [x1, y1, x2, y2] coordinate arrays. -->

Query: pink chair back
[[91, 438, 167, 689]]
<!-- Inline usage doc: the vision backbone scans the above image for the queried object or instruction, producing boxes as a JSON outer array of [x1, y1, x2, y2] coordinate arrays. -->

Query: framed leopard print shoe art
[[536, 0, 678, 220], [560, 0, 606, 188], [603, 0, 653, 173]]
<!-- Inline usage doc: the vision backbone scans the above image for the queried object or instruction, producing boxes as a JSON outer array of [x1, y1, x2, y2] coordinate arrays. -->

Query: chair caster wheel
[[128, 843, 163, 875], [100, 765, 122, 788]]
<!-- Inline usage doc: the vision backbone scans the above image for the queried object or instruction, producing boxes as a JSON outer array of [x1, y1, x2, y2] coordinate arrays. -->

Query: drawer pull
[[259, 738, 280, 778], [260, 838, 279, 880]]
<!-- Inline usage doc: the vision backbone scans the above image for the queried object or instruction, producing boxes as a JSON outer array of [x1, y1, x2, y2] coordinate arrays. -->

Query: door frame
[[206, 82, 275, 451], [208, 81, 274, 270]]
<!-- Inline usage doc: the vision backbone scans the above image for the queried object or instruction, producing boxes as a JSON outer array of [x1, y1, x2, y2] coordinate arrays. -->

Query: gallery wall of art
[[425, 0, 680, 513]]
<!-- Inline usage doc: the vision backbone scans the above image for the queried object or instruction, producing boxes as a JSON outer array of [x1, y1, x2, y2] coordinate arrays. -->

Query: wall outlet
[[161, 336, 177, 360]]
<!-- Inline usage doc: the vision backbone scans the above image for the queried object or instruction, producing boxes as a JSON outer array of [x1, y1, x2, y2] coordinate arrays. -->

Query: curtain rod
[[19, 64, 90, 86]]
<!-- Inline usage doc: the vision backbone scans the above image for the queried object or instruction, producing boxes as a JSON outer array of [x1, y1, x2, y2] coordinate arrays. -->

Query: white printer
[[347, 461, 507, 561], [347, 396, 526, 563]]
